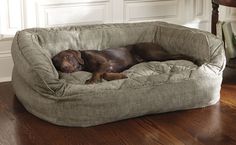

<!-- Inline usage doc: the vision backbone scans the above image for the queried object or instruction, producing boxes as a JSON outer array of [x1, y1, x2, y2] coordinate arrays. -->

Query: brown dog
[[52, 42, 198, 84]]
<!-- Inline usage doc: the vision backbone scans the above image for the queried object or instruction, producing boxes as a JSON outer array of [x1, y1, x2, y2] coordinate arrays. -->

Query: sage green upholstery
[[11, 21, 226, 127], [222, 22, 236, 60]]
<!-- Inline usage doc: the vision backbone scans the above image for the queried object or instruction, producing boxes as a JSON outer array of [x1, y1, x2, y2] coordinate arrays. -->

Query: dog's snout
[[61, 61, 74, 72], [63, 65, 70, 70], [62, 62, 71, 70]]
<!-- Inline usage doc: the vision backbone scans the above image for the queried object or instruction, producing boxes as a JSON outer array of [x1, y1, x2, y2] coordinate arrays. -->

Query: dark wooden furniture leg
[[212, 0, 219, 35]]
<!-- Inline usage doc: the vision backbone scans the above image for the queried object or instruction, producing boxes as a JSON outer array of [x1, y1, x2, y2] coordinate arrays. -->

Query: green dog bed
[[11, 21, 226, 127]]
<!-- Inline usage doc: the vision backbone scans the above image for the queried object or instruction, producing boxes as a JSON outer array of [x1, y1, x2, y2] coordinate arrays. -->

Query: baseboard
[[0, 76, 11, 82], [0, 39, 13, 83], [0, 55, 13, 83]]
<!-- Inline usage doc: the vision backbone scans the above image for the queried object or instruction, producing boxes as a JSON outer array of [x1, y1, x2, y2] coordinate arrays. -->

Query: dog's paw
[[85, 79, 95, 84], [120, 73, 128, 79], [85, 78, 102, 84]]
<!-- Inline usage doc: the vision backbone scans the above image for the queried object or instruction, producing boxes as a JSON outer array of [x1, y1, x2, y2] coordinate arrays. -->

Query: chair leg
[[212, 0, 219, 35]]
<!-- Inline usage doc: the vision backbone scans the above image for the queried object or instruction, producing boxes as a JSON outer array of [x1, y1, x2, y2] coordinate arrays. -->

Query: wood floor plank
[[1, 68, 236, 145]]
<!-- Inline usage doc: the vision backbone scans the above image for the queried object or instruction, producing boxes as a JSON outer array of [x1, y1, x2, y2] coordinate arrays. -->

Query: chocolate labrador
[[52, 42, 199, 84]]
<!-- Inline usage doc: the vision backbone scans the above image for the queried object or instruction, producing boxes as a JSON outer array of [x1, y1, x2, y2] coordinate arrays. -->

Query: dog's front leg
[[102, 73, 128, 81], [85, 72, 104, 84]]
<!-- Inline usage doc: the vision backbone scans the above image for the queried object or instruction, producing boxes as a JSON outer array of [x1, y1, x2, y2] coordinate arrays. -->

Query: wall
[[0, 0, 212, 82]]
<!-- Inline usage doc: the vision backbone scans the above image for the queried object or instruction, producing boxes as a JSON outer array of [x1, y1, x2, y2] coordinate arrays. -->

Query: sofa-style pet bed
[[11, 21, 226, 127]]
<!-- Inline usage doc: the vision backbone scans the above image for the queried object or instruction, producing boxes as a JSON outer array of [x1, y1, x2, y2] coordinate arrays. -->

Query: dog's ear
[[67, 49, 84, 65], [75, 51, 84, 65]]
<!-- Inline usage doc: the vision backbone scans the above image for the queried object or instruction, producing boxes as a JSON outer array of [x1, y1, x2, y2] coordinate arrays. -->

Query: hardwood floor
[[1, 68, 236, 145]]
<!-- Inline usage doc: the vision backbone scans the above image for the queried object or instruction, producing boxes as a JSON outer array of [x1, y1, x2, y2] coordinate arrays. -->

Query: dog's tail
[[167, 54, 201, 66]]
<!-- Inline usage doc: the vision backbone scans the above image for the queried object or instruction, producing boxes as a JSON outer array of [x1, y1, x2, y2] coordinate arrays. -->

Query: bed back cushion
[[27, 21, 212, 64]]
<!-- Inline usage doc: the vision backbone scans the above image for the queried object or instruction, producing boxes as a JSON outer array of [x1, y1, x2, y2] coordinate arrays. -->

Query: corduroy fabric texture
[[11, 21, 226, 127]]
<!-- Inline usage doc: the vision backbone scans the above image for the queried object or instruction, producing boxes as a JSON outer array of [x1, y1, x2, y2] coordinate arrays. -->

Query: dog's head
[[52, 49, 84, 73]]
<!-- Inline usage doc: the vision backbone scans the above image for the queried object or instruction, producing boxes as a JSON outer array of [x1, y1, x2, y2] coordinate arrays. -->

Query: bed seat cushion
[[60, 60, 197, 86]]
